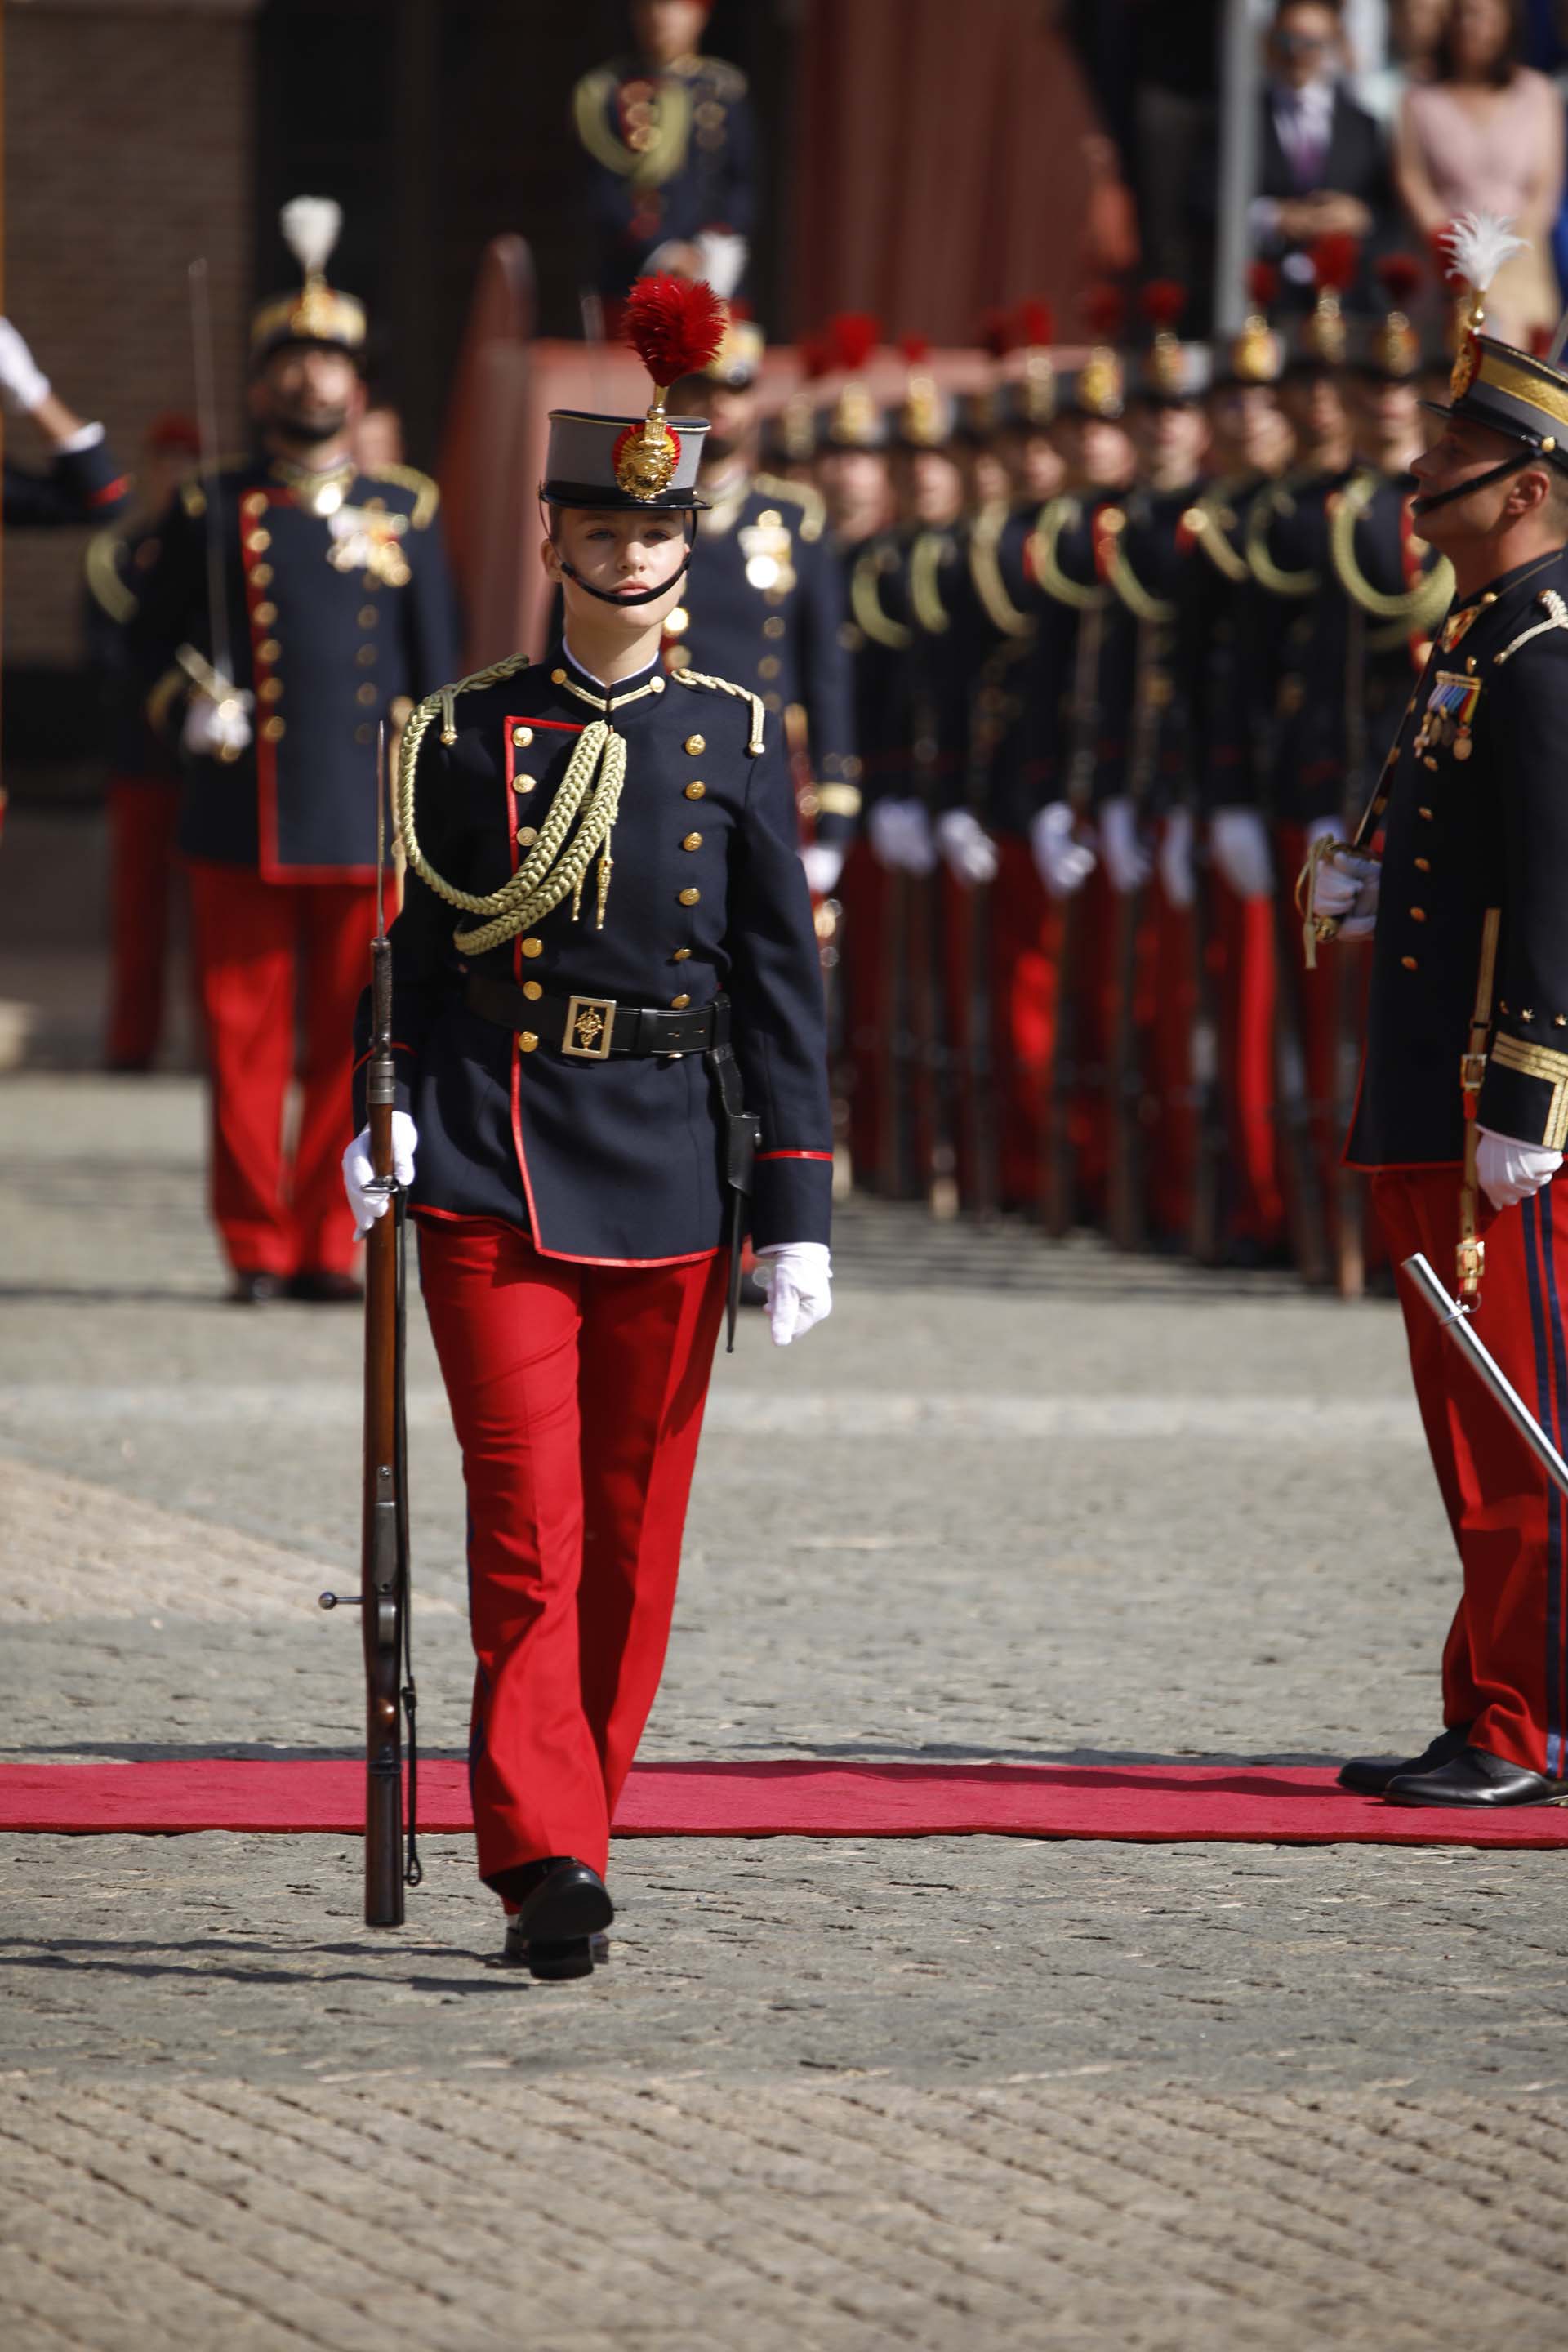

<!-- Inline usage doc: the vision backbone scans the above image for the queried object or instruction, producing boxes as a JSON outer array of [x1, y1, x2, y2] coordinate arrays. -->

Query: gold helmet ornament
[[250, 197, 368, 364]]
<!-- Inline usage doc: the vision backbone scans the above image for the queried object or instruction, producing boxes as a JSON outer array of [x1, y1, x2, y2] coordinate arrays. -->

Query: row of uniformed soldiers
[[657, 261, 1457, 1285]]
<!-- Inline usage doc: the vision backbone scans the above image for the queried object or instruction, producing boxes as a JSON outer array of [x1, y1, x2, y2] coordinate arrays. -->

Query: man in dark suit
[[1251, 0, 1396, 308]]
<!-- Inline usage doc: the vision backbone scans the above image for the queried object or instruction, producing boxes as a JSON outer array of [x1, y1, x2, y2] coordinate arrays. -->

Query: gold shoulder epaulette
[[755, 471, 826, 543], [669, 666, 766, 755], [370, 463, 439, 531], [180, 481, 207, 520], [84, 528, 136, 624]]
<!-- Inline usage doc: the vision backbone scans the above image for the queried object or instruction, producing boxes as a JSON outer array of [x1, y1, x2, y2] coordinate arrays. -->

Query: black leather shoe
[[230, 1271, 285, 1304], [1384, 1745, 1568, 1808], [495, 1918, 610, 1976], [1337, 1725, 1472, 1797], [287, 1269, 363, 1304]]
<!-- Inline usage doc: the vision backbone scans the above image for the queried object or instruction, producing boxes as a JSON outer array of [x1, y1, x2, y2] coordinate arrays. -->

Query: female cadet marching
[[343, 280, 835, 1978]]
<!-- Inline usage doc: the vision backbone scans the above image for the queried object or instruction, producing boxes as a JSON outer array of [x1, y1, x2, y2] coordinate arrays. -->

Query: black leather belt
[[466, 972, 728, 1060]]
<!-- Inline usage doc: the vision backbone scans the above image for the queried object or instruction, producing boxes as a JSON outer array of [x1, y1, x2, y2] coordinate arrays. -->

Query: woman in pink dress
[[1394, 0, 1565, 344]]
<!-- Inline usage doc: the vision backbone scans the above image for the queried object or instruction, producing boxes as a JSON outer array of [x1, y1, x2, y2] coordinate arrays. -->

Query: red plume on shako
[[614, 275, 727, 501]]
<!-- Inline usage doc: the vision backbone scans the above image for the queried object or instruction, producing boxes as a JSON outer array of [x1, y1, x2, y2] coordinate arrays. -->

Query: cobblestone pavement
[[2, 1055, 1566, 2349]]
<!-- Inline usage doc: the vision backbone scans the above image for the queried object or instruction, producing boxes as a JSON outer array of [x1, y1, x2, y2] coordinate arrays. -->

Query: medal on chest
[[1413, 668, 1481, 763], [326, 503, 412, 589], [740, 511, 795, 595]]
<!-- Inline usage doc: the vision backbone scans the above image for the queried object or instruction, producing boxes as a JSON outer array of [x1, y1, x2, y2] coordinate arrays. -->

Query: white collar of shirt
[[561, 637, 659, 694], [1272, 77, 1335, 132]]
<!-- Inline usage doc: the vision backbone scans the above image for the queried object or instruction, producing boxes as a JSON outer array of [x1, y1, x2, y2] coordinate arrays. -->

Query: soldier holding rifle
[[1309, 217, 1568, 1807], [342, 280, 835, 1971]]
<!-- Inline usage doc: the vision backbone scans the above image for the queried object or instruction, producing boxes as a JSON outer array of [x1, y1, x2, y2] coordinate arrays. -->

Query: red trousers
[[1210, 877, 1285, 1250], [1376, 1170, 1568, 1776], [105, 777, 184, 1069], [186, 860, 375, 1277], [1143, 852, 1197, 1242], [417, 1217, 728, 1886]]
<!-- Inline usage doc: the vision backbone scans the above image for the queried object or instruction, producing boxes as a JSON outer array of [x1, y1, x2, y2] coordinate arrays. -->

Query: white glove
[[754, 1241, 832, 1347], [693, 229, 749, 302], [1098, 796, 1153, 896], [182, 687, 254, 759], [1159, 806, 1196, 909], [1477, 1127, 1562, 1212], [1209, 807, 1274, 902], [1310, 846, 1380, 939], [934, 807, 1000, 887], [343, 1111, 418, 1235], [800, 842, 846, 898], [1031, 801, 1096, 899], [869, 797, 937, 877], [0, 318, 50, 416]]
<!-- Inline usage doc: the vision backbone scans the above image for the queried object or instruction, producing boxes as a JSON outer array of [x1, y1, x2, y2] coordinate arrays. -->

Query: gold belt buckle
[[563, 995, 616, 1060]]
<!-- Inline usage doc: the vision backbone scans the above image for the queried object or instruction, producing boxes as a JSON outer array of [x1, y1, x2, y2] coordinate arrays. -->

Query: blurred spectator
[[1359, 0, 1450, 119], [1061, 1, 1220, 314], [1395, 0, 1564, 342], [1251, 0, 1398, 305]]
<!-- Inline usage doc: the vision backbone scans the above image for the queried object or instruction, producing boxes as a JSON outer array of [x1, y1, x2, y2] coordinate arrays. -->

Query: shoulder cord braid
[[1187, 491, 1250, 584], [1494, 587, 1568, 666], [572, 71, 691, 186], [851, 549, 913, 649], [1330, 472, 1454, 635], [670, 667, 766, 755], [397, 653, 632, 958], [969, 501, 1033, 639], [908, 531, 952, 635], [1029, 497, 1106, 613], [1245, 480, 1316, 598], [1105, 532, 1178, 626]]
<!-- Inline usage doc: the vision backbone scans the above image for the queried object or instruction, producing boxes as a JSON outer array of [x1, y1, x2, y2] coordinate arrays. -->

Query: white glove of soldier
[[869, 796, 937, 876], [182, 687, 254, 760], [1309, 847, 1380, 939], [693, 229, 749, 301], [934, 807, 1000, 887], [343, 1111, 418, 1236], [1477, 1129, 1563, 1212], [1209, 807, 1273, 902], [1159, 806, 1196, 909], [0, 318, 50, 416], [800, 842, 846, 898], [1031, 801, 1096, 899], [754, 1241, 833, 1347], [1098, 795, 1154, 895]]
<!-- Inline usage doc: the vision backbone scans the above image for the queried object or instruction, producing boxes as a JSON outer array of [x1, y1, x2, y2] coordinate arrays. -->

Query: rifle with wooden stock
[[319, 724, 421, 1927]]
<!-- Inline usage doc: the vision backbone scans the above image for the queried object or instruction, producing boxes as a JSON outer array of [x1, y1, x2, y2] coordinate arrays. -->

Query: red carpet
[[2, 1759, 1567, 1847]]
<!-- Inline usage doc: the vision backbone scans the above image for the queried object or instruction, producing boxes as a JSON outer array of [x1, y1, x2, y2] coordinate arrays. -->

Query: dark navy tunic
[[358, 644, 834, 1265], [131, 457, 460, 881], [1348, 548, 1568, 1168], [84, 520, 180, 782], [672, 475, 861, 849]]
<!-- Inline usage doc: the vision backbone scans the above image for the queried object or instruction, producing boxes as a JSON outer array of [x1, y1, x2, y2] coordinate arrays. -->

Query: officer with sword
[[1308, 215, 1568, 1807]]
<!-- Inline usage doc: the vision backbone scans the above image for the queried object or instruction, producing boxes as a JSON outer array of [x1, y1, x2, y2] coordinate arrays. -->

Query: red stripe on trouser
[[185, 859, 374, 1276], [1210, 875, 1285, 1247], [417, 1217, 728, 1884], [1374, 1169, 1568, 1775], [105, 777, 184, 1067], [990, 837, 1060, 1206]]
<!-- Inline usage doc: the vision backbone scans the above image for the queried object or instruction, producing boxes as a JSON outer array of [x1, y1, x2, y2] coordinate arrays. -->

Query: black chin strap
[[1412, 450, 1534, 518], [544, 509, 698, 605]]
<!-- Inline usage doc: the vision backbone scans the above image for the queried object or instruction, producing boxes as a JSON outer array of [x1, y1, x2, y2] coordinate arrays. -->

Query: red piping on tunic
[[757, 1149, 833, 1162]]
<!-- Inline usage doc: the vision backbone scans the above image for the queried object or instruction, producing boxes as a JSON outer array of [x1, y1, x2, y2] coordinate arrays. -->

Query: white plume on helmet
[[1442, 212, 1528, 303], [280, 196, 343, 282]]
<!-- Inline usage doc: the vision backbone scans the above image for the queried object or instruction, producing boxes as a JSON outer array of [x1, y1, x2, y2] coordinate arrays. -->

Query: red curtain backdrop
[[791, 0, 1113, 343]]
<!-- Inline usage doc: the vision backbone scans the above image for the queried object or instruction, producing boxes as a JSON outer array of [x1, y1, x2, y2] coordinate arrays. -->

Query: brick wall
[[4, 0, 257, 673]]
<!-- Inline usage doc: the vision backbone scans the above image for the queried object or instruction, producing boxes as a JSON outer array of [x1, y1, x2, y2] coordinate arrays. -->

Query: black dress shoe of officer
[[230, 1270, 285, 1304], [1337, 1725, 1472, 1797], [1384, 1745, 1568, 1808], [287, 1269, 364, 1304], [496, 1918, 610, 1976], [490, 1855, 614, 1940]]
